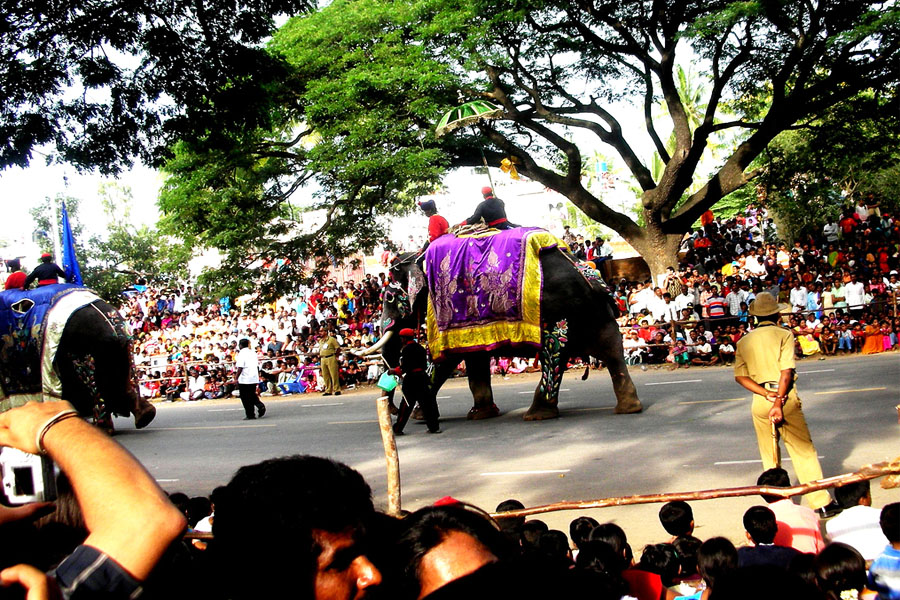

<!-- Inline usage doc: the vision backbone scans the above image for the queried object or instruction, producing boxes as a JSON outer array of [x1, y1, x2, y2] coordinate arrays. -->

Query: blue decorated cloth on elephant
[[0, 284, 93, 405], [424, 227, 561, 361]]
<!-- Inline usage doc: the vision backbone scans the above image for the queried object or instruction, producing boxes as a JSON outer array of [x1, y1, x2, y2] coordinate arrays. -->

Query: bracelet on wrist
[[35, 409, 81, 455]]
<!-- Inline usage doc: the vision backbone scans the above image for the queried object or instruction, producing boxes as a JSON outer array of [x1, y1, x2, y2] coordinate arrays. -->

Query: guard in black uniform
[[392, 328, 441, 435], [463, 186, 518, 230], [24, 252, 67, 288]]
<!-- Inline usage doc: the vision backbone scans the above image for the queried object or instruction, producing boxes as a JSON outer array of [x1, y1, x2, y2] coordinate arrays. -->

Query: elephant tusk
[[358, 330, 394, 356]]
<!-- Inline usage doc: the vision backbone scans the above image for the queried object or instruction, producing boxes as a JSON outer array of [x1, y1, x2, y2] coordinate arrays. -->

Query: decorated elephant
[[0, 284, 156, 432], [361, 227, 642, 421]]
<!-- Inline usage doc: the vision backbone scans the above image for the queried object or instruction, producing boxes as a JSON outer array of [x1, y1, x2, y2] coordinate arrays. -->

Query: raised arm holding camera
[[0, 401, 186, 599]]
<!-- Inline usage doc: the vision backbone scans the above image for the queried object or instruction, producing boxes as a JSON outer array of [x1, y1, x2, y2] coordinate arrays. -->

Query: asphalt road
[[114, 352, 900, 549]]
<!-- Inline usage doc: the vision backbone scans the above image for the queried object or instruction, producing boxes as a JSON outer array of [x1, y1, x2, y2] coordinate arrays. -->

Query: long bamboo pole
[[491, 456, 900, 520], [181, 457, 900, 540]]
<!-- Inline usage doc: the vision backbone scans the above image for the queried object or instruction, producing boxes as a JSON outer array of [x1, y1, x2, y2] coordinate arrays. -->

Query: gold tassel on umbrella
[[500, 157, 520, 180]]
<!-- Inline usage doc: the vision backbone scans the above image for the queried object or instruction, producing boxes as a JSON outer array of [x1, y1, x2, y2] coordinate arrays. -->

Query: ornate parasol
[[434, 100, 504, 138]]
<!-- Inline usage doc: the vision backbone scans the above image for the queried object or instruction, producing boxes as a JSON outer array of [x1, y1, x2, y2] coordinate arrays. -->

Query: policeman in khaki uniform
[[733, 292, 840, 517], [317, 329, 341, 396]]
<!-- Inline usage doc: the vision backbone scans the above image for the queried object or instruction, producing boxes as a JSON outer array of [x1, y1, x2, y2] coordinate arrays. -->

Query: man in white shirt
[[181, 368, 207, 401], [844, 273, 867, 317], [825, 480, 889, 561], [647, 287, 668, 323], [235, 338, 266, 420], [789, 282, 808, 313]]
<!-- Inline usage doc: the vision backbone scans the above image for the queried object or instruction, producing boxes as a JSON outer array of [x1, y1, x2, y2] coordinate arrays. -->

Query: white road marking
[[518, 391, 532, 394], [814, 387, 886, 395], [480, 469, 571, 476], [150, 424, 277, 430], [798, 369, 835, 374], [714, 456, 823, 466], [156, 479, 179, 483], [329, 420, 379, 425], [646, 379, 702, 386], [300, 403, 344, 407], [208, 409, 244, 412], [679, 398, 743, 405]]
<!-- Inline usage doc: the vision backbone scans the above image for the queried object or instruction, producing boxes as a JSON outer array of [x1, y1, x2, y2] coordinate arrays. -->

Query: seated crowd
[[0, 402, 895, 600], [130, 275, 393, 399], [605, 203, 899, 368]]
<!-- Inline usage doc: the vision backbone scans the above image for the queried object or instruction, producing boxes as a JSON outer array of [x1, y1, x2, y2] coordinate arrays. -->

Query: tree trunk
[[626, 219, 684, 285]]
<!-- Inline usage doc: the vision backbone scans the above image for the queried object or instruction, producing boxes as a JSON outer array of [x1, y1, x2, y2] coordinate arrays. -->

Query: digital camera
[[0, 447, 57, 505]]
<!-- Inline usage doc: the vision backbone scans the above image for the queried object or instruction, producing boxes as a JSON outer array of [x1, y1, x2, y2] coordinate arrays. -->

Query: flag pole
[[51, 197, 63, 265]]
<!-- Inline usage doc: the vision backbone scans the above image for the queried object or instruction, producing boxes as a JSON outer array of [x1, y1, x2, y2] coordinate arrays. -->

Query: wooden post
[[376, 395, 402, 516]]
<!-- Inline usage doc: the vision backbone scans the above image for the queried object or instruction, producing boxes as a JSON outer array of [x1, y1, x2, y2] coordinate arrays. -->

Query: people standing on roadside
[[235, 338, 266, 420], [317, 328, 342, 396], [732, 292, 841, 518]]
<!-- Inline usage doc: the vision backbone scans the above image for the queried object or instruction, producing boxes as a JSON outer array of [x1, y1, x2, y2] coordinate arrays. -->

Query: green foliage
[[159, 0, 464, 300], [760, 90, 900, 241], [28, 188, 192, 304], [28, 196, 86, 255], [157, 0, 900, 289], [0, 0, 315, 173]]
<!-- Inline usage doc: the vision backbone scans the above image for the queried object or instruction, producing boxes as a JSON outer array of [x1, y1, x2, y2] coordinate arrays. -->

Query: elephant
[[360, 236, 642, 421], [0, 284, 156, 432]]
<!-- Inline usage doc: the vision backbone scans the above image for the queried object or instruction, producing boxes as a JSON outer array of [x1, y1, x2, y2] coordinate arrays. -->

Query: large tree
[[159, 0, 899, 288], [419, 0, 899, 274]]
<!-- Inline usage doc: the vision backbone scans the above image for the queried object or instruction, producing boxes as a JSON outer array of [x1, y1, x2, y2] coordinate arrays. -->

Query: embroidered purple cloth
[[424, 228, 559, 360]]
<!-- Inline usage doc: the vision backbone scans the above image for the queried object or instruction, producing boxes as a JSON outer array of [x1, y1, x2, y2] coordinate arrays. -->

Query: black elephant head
[[357, 253, 428, 362]]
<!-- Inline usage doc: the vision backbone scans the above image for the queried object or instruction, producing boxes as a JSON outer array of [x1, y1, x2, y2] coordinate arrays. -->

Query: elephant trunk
[[358, 330, 394, 356]]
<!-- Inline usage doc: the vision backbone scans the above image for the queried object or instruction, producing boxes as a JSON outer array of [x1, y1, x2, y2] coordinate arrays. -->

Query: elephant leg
[[57, 352, 114, 434], [463, 355, 500, 420], [595, 321, 643, 414], [525, 321, 569, 421]]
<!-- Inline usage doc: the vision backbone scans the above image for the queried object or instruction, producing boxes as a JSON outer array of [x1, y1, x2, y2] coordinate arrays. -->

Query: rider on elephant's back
[[461, 186, 518, 230]]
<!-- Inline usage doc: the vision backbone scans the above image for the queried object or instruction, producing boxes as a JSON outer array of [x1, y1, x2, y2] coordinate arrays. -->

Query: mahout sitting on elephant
[[0, 284, 156, 432], [360, 227, 642, 421]]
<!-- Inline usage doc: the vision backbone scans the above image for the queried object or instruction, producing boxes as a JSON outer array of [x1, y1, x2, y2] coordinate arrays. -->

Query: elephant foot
[[133, 401, 157, 429], [614, 398, 643, 414], [467, 404, 500, 420], [523, 405, 559, 421]]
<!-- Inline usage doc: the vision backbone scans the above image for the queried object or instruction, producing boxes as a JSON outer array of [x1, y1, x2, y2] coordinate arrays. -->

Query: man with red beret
[[392, 327, 440, 435], [24, 252, 67, 288], [461, 186, 517, 230]]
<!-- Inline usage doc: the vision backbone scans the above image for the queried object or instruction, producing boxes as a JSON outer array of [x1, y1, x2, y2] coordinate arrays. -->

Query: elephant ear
[[407, 263, 427, 303]]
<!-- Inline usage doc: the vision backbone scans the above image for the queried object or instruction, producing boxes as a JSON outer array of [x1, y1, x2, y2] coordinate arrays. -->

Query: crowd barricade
[[616, 294, 899, 336], [136, 352, 386, 384], [181, 455, 900, 540]]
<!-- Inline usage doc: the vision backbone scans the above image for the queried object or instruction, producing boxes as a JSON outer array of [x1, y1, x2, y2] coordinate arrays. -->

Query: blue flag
[[60, 202, 83, 286]]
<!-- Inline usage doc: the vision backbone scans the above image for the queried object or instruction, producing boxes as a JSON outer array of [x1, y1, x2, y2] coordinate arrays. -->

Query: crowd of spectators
[[128, 274, 393, 400], [603, 203, 899, 369], [125, 199, 898, 399]]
